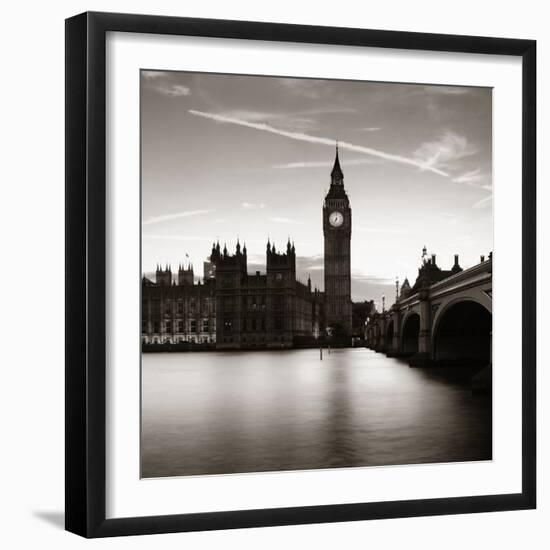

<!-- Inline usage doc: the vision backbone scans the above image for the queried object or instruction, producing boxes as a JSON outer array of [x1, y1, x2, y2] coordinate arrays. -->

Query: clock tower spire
[[331, 141, 344, 185], [323, 144, 352, 339]]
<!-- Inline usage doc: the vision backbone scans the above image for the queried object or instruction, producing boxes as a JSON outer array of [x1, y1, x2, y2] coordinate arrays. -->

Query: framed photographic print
[[65, 11, 536, 537]]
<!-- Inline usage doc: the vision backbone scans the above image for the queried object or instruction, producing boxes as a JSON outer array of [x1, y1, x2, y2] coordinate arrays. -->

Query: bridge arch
[[432, 299, 491, 364], [401, 312, 420, 355], [431, 293, 492, 334]]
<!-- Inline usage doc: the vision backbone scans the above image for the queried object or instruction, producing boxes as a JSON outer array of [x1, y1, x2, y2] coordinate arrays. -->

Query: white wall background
[[0, 1, 546, 548]]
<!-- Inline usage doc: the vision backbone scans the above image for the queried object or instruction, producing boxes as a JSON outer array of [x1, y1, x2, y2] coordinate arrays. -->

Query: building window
[[276, 272, 283, 281], [165, 320, 172, 333], [177, 300, 183, 314], [224, 318, 232, 332], [190, 320, 196, 333], [202, 319, 209, 332], [177, 320, 184, 332]]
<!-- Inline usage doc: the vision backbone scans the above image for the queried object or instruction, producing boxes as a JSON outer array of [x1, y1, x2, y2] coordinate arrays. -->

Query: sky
[[141, 70, 492, 308]]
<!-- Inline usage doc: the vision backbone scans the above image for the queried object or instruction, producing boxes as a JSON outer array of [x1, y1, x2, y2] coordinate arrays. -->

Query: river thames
[[141, 348, 491, 478]]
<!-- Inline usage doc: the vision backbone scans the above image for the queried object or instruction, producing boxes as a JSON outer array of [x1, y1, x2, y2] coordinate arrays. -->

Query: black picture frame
[[65, 11, 536, 538]]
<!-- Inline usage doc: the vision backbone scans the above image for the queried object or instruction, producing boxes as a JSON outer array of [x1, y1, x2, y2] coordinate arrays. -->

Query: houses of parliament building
[[141, 147, 354, 349]]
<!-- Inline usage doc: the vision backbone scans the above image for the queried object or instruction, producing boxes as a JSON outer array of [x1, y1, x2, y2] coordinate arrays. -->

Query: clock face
[[329, 211, 344, 227]]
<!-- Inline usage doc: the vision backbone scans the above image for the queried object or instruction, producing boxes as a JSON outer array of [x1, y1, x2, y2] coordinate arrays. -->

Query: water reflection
[[141, 348, 491, 478]]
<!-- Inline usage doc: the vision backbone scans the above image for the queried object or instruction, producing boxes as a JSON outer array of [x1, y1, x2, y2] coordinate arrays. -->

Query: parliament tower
[[323, 145, 352, 335]]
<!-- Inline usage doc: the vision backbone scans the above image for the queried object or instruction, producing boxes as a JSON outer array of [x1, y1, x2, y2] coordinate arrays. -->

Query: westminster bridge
[[365, 252, 492, 367]]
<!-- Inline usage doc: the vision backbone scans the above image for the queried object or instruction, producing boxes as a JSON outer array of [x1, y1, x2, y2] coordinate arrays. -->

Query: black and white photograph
[[140, 70, 493, 478], [0, 0, 543, 545]]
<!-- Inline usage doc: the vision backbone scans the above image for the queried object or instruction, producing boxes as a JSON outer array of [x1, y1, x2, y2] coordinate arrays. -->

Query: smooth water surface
[[141, 348, 491, 477]]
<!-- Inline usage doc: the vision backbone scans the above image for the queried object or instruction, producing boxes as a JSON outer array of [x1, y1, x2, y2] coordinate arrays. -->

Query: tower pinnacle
[[330, 141, 344, 185]]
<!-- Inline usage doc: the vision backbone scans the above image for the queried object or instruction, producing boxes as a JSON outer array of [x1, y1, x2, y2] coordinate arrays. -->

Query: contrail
[[143, 209, 214, 226], [273, 159, 376, 169], [188, 109, 449, 177]]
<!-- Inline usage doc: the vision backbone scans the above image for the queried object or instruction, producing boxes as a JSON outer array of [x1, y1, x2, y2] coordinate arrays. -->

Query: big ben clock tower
[[323, 145, 352, 336]]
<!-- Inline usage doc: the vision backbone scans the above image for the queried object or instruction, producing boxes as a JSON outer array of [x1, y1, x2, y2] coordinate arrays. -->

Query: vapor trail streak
[[188, 109, 449, 177]]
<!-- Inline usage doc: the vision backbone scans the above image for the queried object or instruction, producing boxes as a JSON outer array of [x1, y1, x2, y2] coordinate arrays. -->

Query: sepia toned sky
[[141, 70, 492, 307]]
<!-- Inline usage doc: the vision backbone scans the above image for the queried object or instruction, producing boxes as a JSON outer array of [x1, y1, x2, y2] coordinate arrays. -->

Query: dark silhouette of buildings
[[141, 147, 357, 349], [211, 239, 323, 349], [142, 264, 217, 345], [409, 246, 463, 293], [352, 300, 376, 340], [141, 240, 323, 348]]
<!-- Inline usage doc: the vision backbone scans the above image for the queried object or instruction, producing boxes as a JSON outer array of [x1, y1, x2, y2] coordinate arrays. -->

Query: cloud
[[452, 167, 492, 191], [222, 110, 278, 122], [189, 109, 450, 177], [278, 79, 326, 100], [218, 106, 355, 132], [452, 167, 483, 184], [355, 225, 404, 234], [217, 106, 357, 132], [300, 106, 357, 115], [268, 216, 305, 225], [414, 131, 477, 172], [142, 234, 214, 242], [142, 70, 168, 80], [273, 158, 376, 169], [143, 209, 214, 226], [156, 84, 191, 97], [217, 110, 316, 132], [423, 85, 470, 95], [141, 71, 192, 97], [241, 202, 266, 209], [296, 254, 323, 264], [358, 127, 381, 132], [473, 196, 492, 209], [352, 271, 397, 286], [296, 254, 326, 275]]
